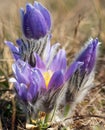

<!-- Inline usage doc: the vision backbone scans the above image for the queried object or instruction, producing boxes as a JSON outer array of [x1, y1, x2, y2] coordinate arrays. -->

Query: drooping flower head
[[20, 1, 51, 39]]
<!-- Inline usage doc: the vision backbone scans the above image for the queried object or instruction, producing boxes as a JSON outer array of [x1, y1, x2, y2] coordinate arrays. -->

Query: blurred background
[[0, 0, 105, 129], [1, 0, 105, 73]]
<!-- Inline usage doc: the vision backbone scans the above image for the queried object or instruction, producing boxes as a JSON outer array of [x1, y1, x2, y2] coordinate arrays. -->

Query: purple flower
[[10, 60, 39, 102], [5, 35, 50, 67], [10, 37, 99, 119], [30, 42, 82, 113], [58, 38, 99, 113], [5, 40, 30, 61], [20, 1, 51, 39], [10, 40, 81, 114], [4, 0, 100, 121], [5, 41, 20, 60], [5, 1, 52, 64], [76, 38, 99, 74], [34, 39, 82, 91]]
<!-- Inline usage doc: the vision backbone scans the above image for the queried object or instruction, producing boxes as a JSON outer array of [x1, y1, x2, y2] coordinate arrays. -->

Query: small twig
[[91, 82, 105, 92], [0, 79, 7, 82], [0, 59, 14, 61], [0, 67, 9, 85], [92, 0, 102, 38], [0, 117, 3, 130], [0, 89, 13, 92], [64, 114, 105, 121], [12, 96, 16, 130], [0, 73, 13, 82], [17, 126, 26, 130], [73, 14, 84, 39]]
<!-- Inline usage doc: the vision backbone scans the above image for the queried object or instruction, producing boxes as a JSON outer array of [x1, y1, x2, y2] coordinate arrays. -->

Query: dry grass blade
[[0, 118, 3, 130]]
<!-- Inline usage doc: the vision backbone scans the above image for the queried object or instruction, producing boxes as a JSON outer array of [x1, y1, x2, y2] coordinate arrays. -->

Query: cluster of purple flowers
[[6, 1, 99, 119]]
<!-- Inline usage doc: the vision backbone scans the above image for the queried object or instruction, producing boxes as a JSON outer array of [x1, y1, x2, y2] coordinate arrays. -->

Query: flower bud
[[76, 38, 99, 74], [20, 2, 51, 39]]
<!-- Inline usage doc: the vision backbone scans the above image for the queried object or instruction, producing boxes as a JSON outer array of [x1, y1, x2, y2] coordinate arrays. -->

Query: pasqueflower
[[20, 1, 51, 39]]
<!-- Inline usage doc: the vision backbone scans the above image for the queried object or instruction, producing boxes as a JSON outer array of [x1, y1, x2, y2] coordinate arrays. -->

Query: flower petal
[[42, 34, 51, 63], [23, 4, 47, 39], [16, 39, 26, 56], [27, 82, 38, 101], [76, 40, 93, 72], [48, 71, 64, 90], [5, 41, 20, 60], [34, 53, 46, 70], [65, 61, 83, 81], [76, 38, 99, 74], [34, 1, 51, 30], [32, 69, 46, 91], [47, 42, 60, 68], [87, 38, 99, 73], [18, 83, 27, 101], [50, 49, 67, 73], [14, 82, 27, 102], [12, 60, 30, 84], [16, 39, 23, 46]]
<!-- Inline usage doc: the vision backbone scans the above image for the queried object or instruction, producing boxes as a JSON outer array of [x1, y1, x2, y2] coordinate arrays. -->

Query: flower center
[[43, 70, 53, 88]]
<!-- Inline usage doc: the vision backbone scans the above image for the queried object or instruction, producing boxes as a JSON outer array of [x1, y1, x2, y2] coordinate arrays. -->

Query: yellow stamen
[[43, 70, 53, 88]]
